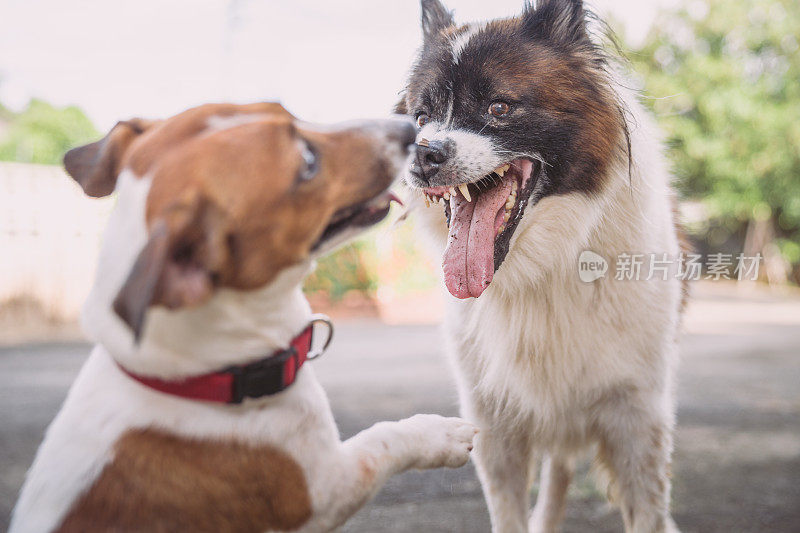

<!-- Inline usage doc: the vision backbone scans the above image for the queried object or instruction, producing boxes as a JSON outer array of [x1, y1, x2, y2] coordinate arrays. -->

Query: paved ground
[[1, 285, 799, 532]]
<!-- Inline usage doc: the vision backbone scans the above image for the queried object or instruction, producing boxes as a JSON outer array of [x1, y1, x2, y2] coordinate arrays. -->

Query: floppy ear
[[113, 191, 231, 340], [63, 118, 157, 198], [521, 0, 589, 47], [420, 0, 454, 42]]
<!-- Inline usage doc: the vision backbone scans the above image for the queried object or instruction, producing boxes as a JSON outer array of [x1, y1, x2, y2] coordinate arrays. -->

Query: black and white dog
[[397, 1, 687, 531]]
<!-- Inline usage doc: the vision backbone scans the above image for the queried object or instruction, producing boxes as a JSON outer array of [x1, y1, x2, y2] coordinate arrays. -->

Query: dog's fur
[[10, 103, 478, 533], [397, 1, 686, 531]]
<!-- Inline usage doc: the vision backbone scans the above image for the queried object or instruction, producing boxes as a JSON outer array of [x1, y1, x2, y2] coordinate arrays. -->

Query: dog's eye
[[416, 113, 430, 128], [298, 143, 319, 182], [488, 101, 511, 117]]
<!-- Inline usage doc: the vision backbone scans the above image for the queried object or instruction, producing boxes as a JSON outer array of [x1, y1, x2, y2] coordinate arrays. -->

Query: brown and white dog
[[398, 1, 687, 532], [10, 103, 478, 532]]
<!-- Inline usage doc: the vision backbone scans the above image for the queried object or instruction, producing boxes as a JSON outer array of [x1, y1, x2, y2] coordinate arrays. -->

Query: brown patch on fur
[[123, 103, 290, 178], [135, 106, 395, 293], [495, 34, 623, 194], [57, 428, 312, 532]]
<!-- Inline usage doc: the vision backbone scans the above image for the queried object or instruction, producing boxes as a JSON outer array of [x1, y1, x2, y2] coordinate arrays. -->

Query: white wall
[[0, 162, 112, 320]]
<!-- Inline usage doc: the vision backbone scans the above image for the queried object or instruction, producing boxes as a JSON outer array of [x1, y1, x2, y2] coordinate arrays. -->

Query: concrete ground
[[1, 284, 799, 532]]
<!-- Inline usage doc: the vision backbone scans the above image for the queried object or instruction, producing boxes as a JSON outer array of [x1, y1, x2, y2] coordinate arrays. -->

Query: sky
[[0, 0, 677, 131]]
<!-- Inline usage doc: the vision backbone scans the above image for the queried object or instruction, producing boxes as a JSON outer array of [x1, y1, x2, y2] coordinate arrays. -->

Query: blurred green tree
[[303, 239, 378, 301], [0, 99, 98, 165], [632, 0, 800, 283]]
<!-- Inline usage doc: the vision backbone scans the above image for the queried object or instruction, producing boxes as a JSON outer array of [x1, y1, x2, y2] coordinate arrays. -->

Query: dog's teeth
[[497, 224, 506, 235], [444, 192, 450, 201], [511, 180, 518, 192], [458, 184, 471, 202], [503, 212, 510, 222], [424, 194, 431, 208], [491, 164, 511, 177], [449, 186, 457, 196]]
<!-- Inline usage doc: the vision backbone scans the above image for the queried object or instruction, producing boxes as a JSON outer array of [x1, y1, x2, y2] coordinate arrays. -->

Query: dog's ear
[[521, 0, 589, 47], [393, 93, 409, 116], [420, 0, 454, 42], [63, 118, 157, 198], [113, 191, 231, 340]]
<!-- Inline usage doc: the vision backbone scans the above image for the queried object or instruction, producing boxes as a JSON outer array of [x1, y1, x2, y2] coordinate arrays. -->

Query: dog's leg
[[594, 392, 679, 533], [303, 414, 477, 531], [468, 406, 534, 533], [528, 455, 574, 533]]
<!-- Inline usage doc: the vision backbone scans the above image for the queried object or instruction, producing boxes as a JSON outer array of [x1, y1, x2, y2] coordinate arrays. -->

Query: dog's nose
[[414, 140, 449, 181]]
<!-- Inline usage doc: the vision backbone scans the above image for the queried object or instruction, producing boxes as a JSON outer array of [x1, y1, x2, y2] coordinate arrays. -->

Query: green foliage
[[303, 239, 378, 301], [0, 99, 99, 165], [632, 0, 800, 269]]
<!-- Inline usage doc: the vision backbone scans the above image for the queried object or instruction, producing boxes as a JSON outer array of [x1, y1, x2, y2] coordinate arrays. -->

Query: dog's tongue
[[442, 179, 513, 299]]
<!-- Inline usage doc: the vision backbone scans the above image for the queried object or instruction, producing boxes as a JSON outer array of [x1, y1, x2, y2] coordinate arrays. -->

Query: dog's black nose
[[414, 140, 449, 181]]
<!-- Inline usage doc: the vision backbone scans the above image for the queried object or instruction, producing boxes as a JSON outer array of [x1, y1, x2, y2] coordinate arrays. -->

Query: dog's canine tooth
[[493, 164, 511, 177], [424, 194, 431, 208], [458, 184, 471, 202]]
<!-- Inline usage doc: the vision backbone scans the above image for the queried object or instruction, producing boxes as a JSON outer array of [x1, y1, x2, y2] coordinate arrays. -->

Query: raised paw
[[401, 414, 479, 470]]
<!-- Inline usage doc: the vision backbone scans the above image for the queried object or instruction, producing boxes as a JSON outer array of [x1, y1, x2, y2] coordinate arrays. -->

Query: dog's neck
[[98, 264, 314, 380], [82, 172, 315, 380]]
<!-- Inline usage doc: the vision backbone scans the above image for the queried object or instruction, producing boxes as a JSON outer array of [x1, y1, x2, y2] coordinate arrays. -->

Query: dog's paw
[[401, 414, 478, 470]]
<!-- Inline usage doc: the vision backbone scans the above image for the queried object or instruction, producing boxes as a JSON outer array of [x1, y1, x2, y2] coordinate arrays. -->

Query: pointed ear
[[113, 192, 230, 340], [63, 118, 157, 198], [521, 0, 589, 47], [421, 0, 454, 42]]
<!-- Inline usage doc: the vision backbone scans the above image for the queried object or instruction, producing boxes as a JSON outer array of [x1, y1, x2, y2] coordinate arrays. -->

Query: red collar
[[117, 315, 333, 404]]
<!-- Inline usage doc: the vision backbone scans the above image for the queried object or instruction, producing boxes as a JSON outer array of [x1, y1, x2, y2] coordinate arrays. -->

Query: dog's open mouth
[[312, 191, 401, 250], [422, 158, 540, 299]]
